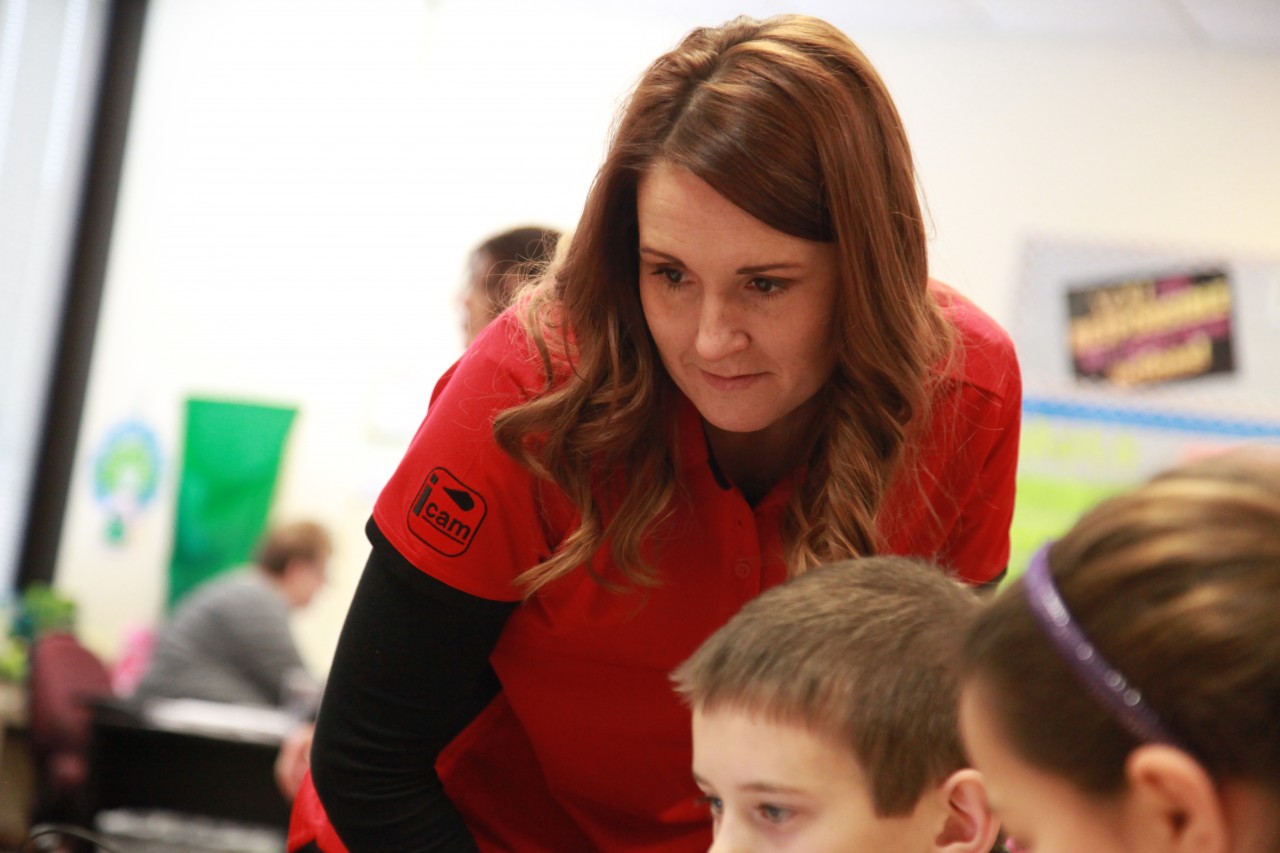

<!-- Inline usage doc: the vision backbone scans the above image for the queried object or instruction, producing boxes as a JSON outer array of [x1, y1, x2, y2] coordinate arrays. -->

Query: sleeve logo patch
[[407, 468, 487, 556]]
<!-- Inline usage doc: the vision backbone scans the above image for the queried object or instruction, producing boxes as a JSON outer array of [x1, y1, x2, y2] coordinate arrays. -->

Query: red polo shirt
[[293, 282, 1020, 852]]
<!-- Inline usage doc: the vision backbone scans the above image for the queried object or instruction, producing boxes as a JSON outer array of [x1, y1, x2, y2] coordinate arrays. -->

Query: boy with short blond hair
[[672, 556, 1001, 853]]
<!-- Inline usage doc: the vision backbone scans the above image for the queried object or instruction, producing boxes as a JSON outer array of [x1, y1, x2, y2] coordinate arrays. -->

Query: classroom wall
[[51, 0, 1280, 673]]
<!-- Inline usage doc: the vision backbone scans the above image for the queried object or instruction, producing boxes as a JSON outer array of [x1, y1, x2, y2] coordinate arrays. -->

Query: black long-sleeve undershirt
[[309, 519, 517, 851]]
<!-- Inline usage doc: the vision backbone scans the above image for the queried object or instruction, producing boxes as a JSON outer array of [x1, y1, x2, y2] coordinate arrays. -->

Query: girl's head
[[959, 448, 1280, 853]]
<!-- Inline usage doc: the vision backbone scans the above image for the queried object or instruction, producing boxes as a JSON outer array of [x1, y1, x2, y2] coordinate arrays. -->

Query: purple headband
[[1023, 543, 1181, 747]]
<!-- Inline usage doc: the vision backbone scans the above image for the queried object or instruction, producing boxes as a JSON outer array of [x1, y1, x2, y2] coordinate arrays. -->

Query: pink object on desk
[[111, 625, 155, 697]]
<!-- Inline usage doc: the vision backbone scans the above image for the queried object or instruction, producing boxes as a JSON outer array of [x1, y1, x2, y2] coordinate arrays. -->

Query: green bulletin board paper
[[1007, 473, 1128, 584], [167, 398, 296, 608], [1005, 400, 1280, 588]]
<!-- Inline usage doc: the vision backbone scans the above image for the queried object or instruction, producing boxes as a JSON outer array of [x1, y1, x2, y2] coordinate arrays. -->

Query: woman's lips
[[699, 369, 763, 392]]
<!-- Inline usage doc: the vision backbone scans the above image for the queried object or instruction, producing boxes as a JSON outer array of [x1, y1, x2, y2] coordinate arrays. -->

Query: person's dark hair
[[256, 521, 332, 578], [673, 556, 983, 815], [961, 448, 1280, 795], [471, 226, 562, 311], [494, 15, 953, 592]]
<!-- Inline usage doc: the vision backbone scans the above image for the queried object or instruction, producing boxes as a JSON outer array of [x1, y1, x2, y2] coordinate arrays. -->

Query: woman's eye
[[750, 277, 785, 295], [697, 795, 724, 817], [653, 267, 685, 286]]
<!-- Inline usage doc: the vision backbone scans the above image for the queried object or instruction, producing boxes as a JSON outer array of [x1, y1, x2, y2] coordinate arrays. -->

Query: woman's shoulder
[[929, 279, 1019, 400], [461, 308, 551, 381], [441, 306, 573, 406]]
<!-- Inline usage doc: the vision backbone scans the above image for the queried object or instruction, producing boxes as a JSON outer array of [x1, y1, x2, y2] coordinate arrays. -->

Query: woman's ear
[[1124, 745, 1228, 853], [933, 768, 1001, 853]]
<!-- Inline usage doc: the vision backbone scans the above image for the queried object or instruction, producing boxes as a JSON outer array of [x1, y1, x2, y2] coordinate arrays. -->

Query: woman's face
[[636, 162, 839, 440]]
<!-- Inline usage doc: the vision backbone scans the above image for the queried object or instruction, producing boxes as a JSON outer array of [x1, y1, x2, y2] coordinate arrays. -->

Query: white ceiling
[[929, 0, 1280, 50], [565, 0, 1280, 53]]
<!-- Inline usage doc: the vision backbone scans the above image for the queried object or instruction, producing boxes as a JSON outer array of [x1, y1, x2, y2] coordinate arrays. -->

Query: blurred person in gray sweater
[[134, 520, 331, 711]]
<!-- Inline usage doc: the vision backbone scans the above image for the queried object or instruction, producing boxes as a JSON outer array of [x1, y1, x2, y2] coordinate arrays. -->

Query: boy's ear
[[933, 768, 1001, 853], [1124, 745, 1228, 853]]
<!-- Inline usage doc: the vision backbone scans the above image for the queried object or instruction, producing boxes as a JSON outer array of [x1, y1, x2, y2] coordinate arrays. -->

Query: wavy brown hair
[[961, 448, 1280, 794], [494, 15, 953, 593]]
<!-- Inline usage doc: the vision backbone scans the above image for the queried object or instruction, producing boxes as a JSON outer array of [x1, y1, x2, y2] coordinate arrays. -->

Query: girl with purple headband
[[957, 447, 1280, 853]]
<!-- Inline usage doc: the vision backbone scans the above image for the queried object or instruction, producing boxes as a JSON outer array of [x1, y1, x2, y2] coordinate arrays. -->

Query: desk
[[89, 699, 292, 831]]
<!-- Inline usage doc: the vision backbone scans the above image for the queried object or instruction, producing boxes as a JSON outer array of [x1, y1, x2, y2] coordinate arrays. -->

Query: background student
[[134, 520, 331, 709], [960, 448, 1280, 853], [461, 226, 563, 346]]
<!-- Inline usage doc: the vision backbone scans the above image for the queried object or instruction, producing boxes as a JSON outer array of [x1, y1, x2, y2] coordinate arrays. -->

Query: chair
[[26, 631, 113, 829]]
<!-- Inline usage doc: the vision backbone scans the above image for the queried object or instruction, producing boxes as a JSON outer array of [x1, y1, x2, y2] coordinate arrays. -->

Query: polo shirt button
[[733, 560, 751, 579]]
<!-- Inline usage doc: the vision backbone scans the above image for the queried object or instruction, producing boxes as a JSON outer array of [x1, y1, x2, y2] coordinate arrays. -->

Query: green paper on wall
[[167, 398, 297, 608]]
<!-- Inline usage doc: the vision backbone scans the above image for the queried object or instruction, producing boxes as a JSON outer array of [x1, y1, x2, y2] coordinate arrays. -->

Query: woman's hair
[[494, 15, 952, 592], [673, 556, 983, 816], [471, 226, 562, 314], [961, 448, 1280, 794]]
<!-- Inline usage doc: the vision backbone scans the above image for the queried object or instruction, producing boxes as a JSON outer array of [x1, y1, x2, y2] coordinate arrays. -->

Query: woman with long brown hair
[[293, 14, 1020, 852]]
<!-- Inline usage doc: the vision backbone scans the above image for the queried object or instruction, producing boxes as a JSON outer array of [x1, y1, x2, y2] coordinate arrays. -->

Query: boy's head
[[672, 556, 998, 853], [256, 520, 332, 609]]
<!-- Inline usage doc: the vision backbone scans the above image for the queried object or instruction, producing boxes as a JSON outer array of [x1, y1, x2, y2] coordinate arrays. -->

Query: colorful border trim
[[1023, 395, 1280, 438]]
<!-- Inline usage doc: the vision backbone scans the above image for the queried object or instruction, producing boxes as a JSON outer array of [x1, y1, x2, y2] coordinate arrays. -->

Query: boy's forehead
[[696, 696, 848, 742], [692, 703, 867, 779]]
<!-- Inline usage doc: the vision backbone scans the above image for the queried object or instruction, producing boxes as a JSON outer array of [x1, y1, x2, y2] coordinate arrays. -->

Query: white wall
[[52, 0, 1280, 671]]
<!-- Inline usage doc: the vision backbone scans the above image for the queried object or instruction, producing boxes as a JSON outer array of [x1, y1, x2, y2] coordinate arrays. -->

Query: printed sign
[[1066, 268, 1234, 387]]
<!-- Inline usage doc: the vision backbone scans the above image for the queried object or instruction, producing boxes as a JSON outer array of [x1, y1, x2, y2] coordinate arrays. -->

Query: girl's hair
[[961, 448, 1280, 793], [494, 15, 952, 592]]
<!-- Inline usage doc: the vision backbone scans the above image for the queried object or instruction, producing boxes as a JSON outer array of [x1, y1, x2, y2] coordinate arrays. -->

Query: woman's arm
[[309, 519, 517, 851]]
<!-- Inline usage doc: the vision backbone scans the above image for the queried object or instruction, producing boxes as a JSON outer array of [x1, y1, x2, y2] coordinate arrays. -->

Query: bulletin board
[[1006, 239, 1280, 578], [166, 398, 297, 608]]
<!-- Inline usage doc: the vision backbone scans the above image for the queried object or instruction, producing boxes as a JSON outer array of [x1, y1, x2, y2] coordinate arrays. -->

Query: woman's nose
[[695, 296, 749, 362]]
